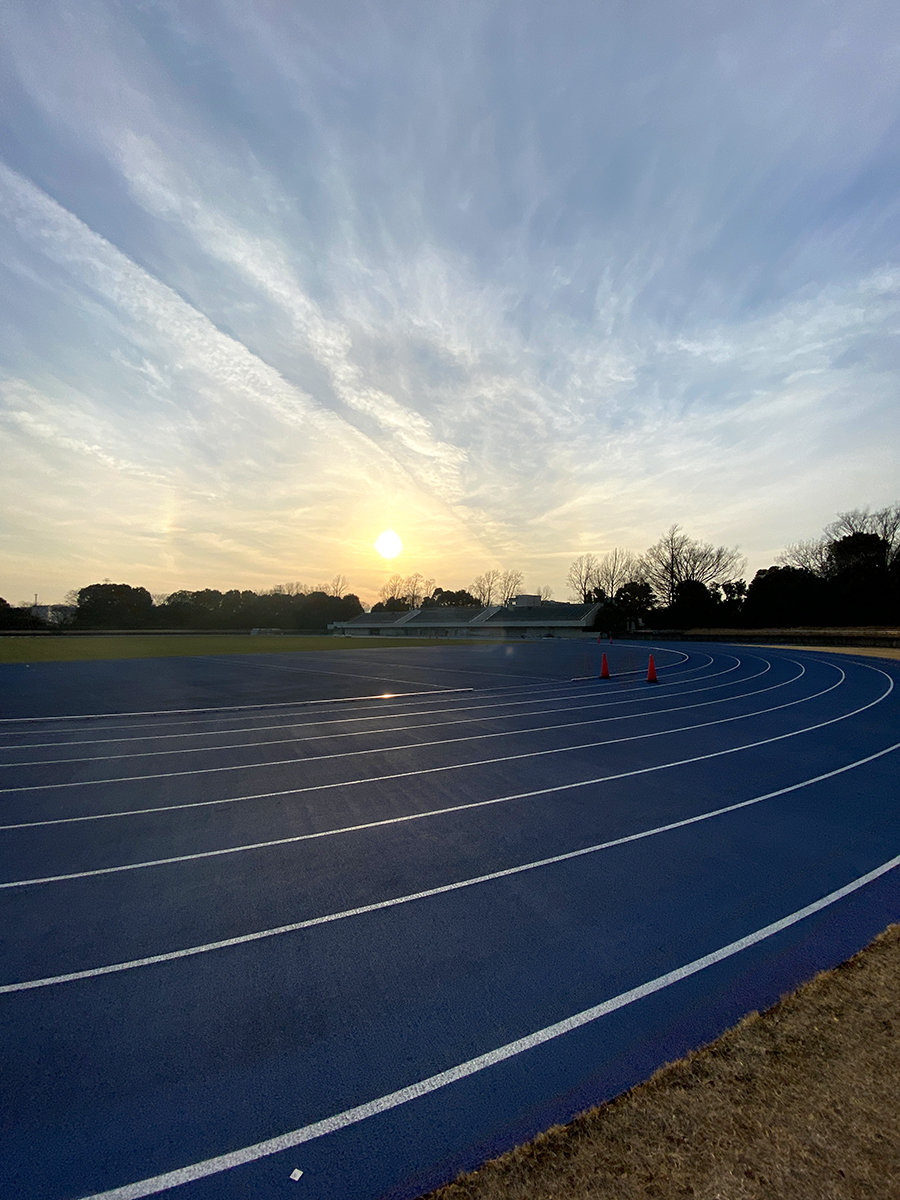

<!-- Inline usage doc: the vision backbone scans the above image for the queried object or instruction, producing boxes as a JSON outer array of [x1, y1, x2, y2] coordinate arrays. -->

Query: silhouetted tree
[[470, 569, 502, 605], [824, 532, 892, 623], [74, 583, 153, 628], [668, 580, 718, 629], [595, 548, 641, 597], [0, 598, 45, 630], [497, 570, 524, 606], [566, 554, 599, 602], [742, 567, 829, 627], [423, 587, 479, 608], [640, 525, 745, 608], [614, 580, 655, 624]]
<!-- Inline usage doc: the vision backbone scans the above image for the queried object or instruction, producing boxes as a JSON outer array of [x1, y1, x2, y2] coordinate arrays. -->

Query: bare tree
[[498, 569, 524, 607], [871, 504, 900, 563], [566, 553, 599, 602], [640, 525, 745, 608], [272, 581, 308, 596], [827, 504, 900, 564], [403, 573, 425, 607], [471, 568, 502, 606], [378, 574, 405, 603], [780, 504, 900, 577], [329, 574, 349, 598], [538, 584, 554, 601], [777, 538, 830, 577], [595, 548, 640, 598]]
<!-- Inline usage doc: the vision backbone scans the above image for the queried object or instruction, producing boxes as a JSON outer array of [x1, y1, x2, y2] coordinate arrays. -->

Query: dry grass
[[756, 644, 900, 662], [422, 925, 900, 1200], [691, 627, 900, 641]]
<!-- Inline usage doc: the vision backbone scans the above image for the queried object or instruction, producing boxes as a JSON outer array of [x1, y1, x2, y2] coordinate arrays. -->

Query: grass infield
[[0, 633, 468, 664], [2, 633, 897, 667]]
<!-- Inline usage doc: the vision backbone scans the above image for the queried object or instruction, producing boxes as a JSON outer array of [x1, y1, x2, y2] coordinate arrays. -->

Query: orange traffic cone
[[597, 635, 603, 644], [600, 652, 610, 679], [646, 654, 658, 683]]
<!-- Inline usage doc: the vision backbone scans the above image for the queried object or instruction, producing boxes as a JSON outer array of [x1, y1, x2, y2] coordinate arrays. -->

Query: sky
[[1, 1, 899, 608]]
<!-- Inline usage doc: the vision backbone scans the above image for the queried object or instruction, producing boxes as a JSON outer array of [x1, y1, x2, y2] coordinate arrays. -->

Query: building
[[330, 597, 602, 639]]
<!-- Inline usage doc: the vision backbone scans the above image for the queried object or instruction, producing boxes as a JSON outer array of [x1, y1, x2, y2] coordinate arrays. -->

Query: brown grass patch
[[690, 627, 900, 640], [421, 924, 900, 1200], [755, 644, 900, 662]]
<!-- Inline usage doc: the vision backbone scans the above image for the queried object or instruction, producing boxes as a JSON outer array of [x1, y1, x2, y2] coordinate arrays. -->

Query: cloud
[[1, 1, 899, 602]]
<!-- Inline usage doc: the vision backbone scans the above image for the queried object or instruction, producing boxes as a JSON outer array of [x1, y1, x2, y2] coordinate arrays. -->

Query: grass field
[[0, 633, 466, 664], [1, 631, 897, 667]]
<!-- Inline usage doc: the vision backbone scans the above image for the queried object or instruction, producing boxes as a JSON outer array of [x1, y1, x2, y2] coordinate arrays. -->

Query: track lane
[[1, 642, 898, 1200]]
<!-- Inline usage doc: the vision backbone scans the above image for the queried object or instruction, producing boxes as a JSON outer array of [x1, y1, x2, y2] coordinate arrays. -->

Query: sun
[[374, 529, 403, 559]]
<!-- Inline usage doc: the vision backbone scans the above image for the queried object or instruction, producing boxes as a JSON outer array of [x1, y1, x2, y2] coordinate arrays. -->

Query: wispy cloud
[[1, 0, 898, 602]]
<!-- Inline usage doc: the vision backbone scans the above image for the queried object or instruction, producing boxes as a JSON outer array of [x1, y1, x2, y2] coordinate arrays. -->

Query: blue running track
[[1, 640, 898, 1199]]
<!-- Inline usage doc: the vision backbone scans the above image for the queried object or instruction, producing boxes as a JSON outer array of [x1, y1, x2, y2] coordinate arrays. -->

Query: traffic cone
[[600, 652, 610, 679], [597, 635, 603, 644], [646, 654, 658, 683]]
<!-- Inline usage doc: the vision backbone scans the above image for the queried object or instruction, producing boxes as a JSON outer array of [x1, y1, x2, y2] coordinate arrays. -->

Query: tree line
[[565, 506, 899, 630], [370, 570, 553, 612], [0, 577, 363, 632], [3, 504, 897, 633]]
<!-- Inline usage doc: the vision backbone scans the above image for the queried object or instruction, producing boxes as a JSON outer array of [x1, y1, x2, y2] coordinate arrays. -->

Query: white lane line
[[0, 661, 874, 835], [0, 655, 740, 752], [74, 852, 900, 1200], [0, 646, 698, 740], [0, 660, 784, 768], [0, 687, 476, 725], [1, 670, 891, 887], [213, 652, 562, 687], [0, 659, 831, 794], [4, 738, 898, 993], [0, 647, 711, 746], [0, 678, 576, 742]]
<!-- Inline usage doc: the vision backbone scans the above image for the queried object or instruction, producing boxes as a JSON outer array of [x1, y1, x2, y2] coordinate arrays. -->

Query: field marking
[[0, 661, 786, 768], [0, 659, 833, 794], [73, 851, 900, 1200], [0, 687, 475, 726], [1, 667, 891, 886], [0, 644, 696, 736], [0, 647, 700, 744], [0, 655, 736, 752], [4, 737, 898, 993], [209, 651, 568, 687], [0, 661, 872, 835], [0, 676, 584, 743], [0, 661, 842, 828]]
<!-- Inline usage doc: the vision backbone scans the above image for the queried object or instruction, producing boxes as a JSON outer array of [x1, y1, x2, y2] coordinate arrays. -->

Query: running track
[[1, 640, 898, 1200]]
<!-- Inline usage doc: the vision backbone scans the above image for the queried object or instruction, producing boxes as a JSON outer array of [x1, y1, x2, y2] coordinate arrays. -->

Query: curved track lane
[[1, 641, 897, 1199]]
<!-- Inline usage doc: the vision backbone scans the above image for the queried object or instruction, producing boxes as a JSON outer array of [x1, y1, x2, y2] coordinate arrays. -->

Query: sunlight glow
[[374, 529, 403, 559]]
